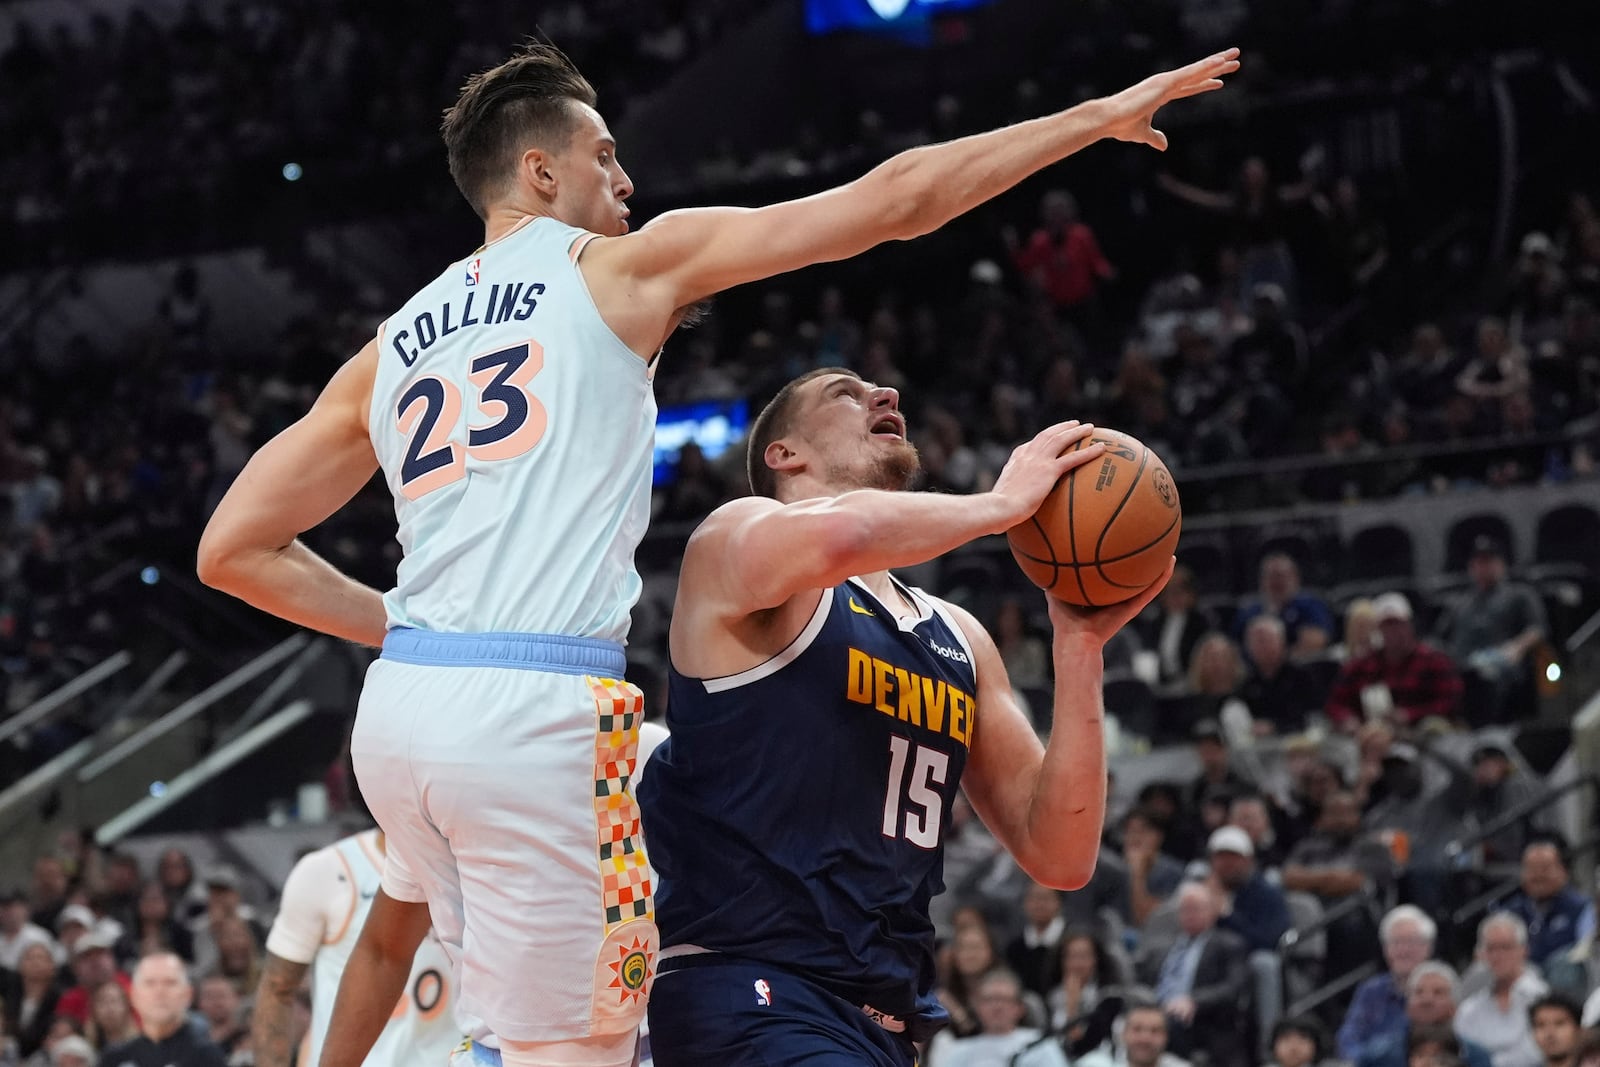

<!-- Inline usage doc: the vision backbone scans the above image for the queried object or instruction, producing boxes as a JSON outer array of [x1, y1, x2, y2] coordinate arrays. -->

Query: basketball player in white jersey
[[196, 40, 1239, 1067], [252, 829, 459, 1067]]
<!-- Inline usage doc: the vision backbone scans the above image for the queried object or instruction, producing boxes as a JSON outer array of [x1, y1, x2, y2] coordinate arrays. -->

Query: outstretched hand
[[1047, 556, 1175, 648], [1102, 49, 1242, 151]]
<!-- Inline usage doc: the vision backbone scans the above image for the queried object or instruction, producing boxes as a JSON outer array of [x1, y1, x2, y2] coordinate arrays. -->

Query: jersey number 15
[[882, 735, 949, 850], [395, 341, 546, 499]]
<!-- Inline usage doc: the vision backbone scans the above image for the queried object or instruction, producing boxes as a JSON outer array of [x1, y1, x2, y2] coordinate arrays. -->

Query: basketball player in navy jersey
[[638, 369, 1173, 1066]]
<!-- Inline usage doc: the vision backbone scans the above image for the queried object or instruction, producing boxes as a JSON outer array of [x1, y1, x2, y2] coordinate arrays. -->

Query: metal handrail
[[1286, 961, 1381, 1020], [1567, 607, 1600, 655], [95, 699, 317, 845], [0, 651, 134, 745], [1443, 775, 1600, 864], [77, 635, 309, 782], [1279, 891, 1380, 956]]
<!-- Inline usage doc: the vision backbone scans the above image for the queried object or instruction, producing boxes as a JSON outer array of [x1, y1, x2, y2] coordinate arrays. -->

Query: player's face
[[795, 373, 919, 492], [551, 104, 633, 238]]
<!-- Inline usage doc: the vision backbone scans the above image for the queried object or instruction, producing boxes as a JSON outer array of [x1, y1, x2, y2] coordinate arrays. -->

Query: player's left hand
[[1045, 557, 1175, 648], [1101, 48, 1242, 151]]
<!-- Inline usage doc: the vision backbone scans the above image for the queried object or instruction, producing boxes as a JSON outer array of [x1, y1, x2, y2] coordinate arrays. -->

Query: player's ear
[[520, 147, 559, 198], [764, 438, 803, 476]]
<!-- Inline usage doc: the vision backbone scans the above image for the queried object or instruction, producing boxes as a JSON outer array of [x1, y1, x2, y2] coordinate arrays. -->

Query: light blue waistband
[[381, 629, 626, 677]]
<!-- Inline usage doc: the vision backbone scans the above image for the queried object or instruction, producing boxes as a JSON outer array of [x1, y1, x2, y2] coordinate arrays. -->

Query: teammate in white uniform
[[253, 830, 459, 1067], [196, 39, 1238, 1067]]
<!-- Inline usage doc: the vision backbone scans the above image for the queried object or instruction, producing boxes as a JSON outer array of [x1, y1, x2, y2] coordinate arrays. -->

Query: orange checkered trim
[[589, 678, 653, 932]]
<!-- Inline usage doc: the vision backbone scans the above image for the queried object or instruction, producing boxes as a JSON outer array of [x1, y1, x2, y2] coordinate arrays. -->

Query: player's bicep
[[200, 343, 378, 570], [627, 170, 916, 307]]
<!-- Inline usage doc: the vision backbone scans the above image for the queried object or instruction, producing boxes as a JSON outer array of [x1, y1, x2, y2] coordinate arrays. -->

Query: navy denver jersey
[[638, 576, 979, 1021]]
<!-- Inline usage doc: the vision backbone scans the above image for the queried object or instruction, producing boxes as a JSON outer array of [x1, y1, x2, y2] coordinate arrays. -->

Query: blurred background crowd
[[1, 0, 1598, 1065]]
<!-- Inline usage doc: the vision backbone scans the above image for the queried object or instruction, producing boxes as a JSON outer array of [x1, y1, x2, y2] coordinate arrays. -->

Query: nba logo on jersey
[[464, 258, 481, 287], [754, 979, 772, 1006]]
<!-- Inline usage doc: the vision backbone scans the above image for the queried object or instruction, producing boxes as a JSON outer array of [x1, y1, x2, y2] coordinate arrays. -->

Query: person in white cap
[[55, 931, 129, 1028], [1206, 825, 1291, 1046], [1325, 592, 1464, 730]]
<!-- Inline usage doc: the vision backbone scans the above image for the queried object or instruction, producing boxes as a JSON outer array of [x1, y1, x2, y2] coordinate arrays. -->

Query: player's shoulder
[[687, 496, 782, 543]]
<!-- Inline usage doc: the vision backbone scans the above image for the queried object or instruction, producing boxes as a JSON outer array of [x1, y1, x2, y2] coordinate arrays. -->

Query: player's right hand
[[1101, 48, 1241, 151], [990, 421, 1104, 529]]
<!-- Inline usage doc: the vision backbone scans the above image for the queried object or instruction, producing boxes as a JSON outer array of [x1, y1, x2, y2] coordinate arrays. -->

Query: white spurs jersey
[[266, 830, 459, 1067], [370, 216, 658, 642]]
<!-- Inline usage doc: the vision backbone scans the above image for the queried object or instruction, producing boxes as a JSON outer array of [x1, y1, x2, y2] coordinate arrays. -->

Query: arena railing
[[0, 650, 134, 747]]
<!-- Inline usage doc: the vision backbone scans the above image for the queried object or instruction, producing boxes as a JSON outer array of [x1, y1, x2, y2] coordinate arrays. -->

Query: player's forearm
[[200, 539, 388, 647], [1020, 638, 1107, 889], [251, 989, 300, 1067], [319, 941, 411, 1067], [884, 99, 1115, 239]]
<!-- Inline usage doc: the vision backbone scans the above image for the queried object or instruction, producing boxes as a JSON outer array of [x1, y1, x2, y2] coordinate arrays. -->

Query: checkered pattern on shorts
[[589, 678, 654, 930]]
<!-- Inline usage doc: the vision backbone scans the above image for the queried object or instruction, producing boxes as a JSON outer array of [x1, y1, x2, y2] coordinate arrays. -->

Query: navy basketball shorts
[[648, 956, 919, 1067]]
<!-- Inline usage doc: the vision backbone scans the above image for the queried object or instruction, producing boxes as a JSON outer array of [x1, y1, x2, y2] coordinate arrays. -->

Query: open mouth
[[871, 414, 904, 439]]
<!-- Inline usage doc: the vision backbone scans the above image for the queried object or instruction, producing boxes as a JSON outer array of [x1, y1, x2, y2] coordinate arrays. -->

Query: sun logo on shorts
[[607, 938, 654, 1004]]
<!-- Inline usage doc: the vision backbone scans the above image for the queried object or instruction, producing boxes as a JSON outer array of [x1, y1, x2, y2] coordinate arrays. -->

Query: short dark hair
[[746, 368, 856, 498], [441, 43, 599, 219], [1408, 1025, 1462, 1056], [1524, 832, 1572, 870], [1272, 1016, 1328, 1061], [1528, 992, 1581, 1028]]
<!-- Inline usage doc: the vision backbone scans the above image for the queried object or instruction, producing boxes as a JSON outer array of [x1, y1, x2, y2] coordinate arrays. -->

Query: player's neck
[[482, 203, 554, 247], [854, 572, 916, 620]]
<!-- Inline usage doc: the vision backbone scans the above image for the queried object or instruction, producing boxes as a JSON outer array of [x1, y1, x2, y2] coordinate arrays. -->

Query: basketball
[[1006, 428, 1183, 606]]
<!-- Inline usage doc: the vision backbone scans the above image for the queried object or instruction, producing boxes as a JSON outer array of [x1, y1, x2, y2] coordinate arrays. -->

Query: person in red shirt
[[1006, 189, 1116, 347], [1326, 593, 1464, 728], [54, 930, 133, 1025]]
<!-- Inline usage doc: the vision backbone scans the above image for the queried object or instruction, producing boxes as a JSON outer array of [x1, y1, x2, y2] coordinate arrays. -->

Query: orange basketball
[[1006, 428, 1182, 606]]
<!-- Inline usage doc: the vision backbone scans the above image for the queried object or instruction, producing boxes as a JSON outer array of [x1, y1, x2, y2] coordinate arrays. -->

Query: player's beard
[[832, 439, 920, 492]]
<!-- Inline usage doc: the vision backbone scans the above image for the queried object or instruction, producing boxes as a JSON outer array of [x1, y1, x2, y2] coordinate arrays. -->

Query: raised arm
[[683, 422, 1104, 621], [197, 341, 387, 646], [586, 50, 1239, 337], [958, 563, 1173, 889]]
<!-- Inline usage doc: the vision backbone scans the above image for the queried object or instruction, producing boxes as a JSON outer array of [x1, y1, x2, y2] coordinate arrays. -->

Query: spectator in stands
[[1186, 640, 1248, 735], [1282, 789, 1391, 977], [1049, 928, 1128, 1057], [1456, 913, 1548, 1067], [1437, 538, 1548, 725], [103, 953, 224, 1067], [1499, 837, 1595, 973], [189, 869, 259, 981], [29, 861, 68, 936], [1007, 883, 1066, 998], [1138, 881, 1250, 1067], [926, 968, 1069, 1067], [1395, 325, 1464, 413], [130, 885, 191, 967], [1364, 741, 1470, 910], [1138, 565, 1214, 689], [1334, 599, 1381, 663], [47, 1034, 93, 1067], [1355, 962, 1492, 1067], [54, 933, 127, 1028], [1005, 189, 1115, 344], [1406, 1026, 1475, 1067], [1456, 319, 1531, 414], [1469, 743, 1553, 867], [1228, 791, 1289, 873], [1078, 1000, 1191, 1067], [0, 891, 53, 972], [1236, 554, 1334, 658], [1066, 805, 1185, 935], [1186, 720, 1248, 820], [1268, 1017, 1331, 1067], [1156, 157, 1307, 304], [1280, 745, 1345, 844], [194, 977, 243, 1059], [1529, 995, 1581, 1067], [85, 983, 137, 1053], [96, 858, 140, 939], [1326, 593, 1464, 729], [1238, 616, 1318, 735], [1340, 906, 1439, 1061], [938, 922, 1002, 1039], [1206, 825, 1289, 1042], [204, 920, 259, 1002], [1572, 1032, 1600, 1067], [155, 853, 197, 925], [0, 1006, 16, 1067], [54, 909, 97, 963], [9, 940, 63, 1058]]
